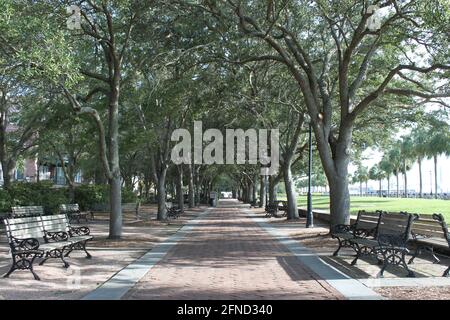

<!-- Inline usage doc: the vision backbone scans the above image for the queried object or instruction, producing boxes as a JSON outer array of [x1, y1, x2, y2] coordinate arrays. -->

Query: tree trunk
[[283, 163, 299, 219], [329, 174, 351, 226], [2, 159, 15, 190], [194, 166, 200, 206], [379, 179, 382, 197], [177, 165, 184, 213], [403, 160, 408, 198], [109, 175, 122, 239], [187, 164, 195, 208], [359, 181, 362, 196], [396, 173, 399, 198], [259, 175, 266, 208], [268, 176, 278, 205], [157, 167, 168, 220], [108, 88, 122, 239], [418, 158, 423, 198], [434, 155, 438, 199], [252, 175, 257, 205], [68, 183, 75, 203], [387, 174, 390, 197]]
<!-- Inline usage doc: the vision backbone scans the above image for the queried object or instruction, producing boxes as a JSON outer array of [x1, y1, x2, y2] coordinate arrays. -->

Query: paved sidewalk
[[123, 200, 345, 300]]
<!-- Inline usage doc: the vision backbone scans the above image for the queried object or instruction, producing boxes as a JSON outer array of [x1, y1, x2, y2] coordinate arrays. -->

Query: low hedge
[[0, 182, 138, 214]]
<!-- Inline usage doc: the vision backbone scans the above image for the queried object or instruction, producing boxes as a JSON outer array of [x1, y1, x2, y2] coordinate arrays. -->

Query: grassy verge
[[278, 195, 450, 220]]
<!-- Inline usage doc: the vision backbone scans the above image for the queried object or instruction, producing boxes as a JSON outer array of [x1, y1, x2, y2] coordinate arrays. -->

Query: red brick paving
[[123, 203, 344, 300]]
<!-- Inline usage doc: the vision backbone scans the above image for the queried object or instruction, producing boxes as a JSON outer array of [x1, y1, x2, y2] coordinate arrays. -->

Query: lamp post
[[306, 121, 314, 228], [265, 174, 268, 207]]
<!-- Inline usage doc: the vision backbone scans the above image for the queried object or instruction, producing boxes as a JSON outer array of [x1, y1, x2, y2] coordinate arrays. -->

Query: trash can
[[209, 191, 217, 207]]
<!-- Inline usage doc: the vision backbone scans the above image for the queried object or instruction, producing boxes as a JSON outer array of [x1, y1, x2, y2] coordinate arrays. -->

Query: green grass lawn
[[280, 195, 450, 220]]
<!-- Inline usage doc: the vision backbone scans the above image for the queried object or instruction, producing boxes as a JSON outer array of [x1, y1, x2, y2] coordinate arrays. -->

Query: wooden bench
[[265, 203, 280, 218], [11, 206, 44, 218], [277, 201, 288, 217], [60, 204, 93, 223], [331, 210, 383, 256], [166, 202, 181, 219], [3, 214, 93, 280], [349, 211, 418, 277], [408, 213, 450, 277]]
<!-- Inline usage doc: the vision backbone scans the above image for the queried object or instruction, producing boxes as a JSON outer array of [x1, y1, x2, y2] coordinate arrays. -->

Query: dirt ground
[[374, 286, 450, 300], [0, 205, 207, 300]]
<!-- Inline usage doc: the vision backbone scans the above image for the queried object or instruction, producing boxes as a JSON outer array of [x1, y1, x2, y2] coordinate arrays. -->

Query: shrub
[[1, 182, 138, 213], [74, 184, 138, 210], [7, 181, 69, 214], [73, 184, 108, 211], [0, 189, 13, 212]]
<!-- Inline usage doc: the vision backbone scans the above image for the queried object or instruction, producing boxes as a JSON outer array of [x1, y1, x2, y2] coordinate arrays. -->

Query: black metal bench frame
[[60, 204, 94, 224], [348, 212, 418, 277], [3, 214, 93, 280], [331, 210, 383, 256], [166, 202, 182, 219], [264, 203, 280, 218], [408, 213, 450, 277]]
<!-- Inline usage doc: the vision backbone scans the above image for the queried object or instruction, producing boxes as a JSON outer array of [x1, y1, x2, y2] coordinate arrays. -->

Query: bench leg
[[333, 238, 344, 256], [41, 249, 70, 268], [428, 247, 441, 264], [5, 253, 41, 280], [378, 248, 415, 278], [351, 244, 364, 265], [408, 246, 423, 264], [64, 246, 74, 257], [67, 241, 92, 259], [444, 266, 449, 277], [81, 241, 92, 259]]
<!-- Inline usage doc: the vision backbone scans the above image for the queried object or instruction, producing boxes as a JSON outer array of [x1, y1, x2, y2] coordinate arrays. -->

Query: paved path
[[123, 200, 344, 300]]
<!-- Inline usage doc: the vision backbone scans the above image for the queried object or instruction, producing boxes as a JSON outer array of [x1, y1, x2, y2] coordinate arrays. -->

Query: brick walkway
[[123, 201, 344, 300]]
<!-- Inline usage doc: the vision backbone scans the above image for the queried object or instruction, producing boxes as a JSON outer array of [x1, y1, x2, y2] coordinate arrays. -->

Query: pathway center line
[[82, 209, 211, 300]]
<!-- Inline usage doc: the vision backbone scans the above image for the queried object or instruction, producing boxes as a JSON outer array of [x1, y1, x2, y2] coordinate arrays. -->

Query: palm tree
[[369, 164, 386, 197], [379, 156, 393, 197], [353, 164, 369, 196], [388, 146, 402, 198], [410, 128, 429, 198], [400, 136, 414, 198], [426, 129, 450, 198]]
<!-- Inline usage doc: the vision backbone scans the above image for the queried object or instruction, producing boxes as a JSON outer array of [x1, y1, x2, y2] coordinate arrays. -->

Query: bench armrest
[[331, 224, 353, 235], [44, 231, 70, 242], [377, 234, 408, 249], [353, 227, 375, 238], [69, 226, 90, 236], [10, 237, 41, 252]]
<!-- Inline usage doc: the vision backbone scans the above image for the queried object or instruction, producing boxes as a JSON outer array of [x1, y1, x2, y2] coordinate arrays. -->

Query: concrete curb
[[246, 210, 383, 300]]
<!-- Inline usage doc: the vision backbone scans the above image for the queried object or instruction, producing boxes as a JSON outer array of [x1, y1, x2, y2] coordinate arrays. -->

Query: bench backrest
[[412, 213, 449, 244], [41, 214, 70, 233], [378, 211, 417, 242], [4, 216, 46, 241], [354, 210, 383, 235], [11, 206, 44, 218], [60, 204, 80, 213]]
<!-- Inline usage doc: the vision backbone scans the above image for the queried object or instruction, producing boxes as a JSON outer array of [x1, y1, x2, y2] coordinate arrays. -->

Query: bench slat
[[9, 229, 45, 239]]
